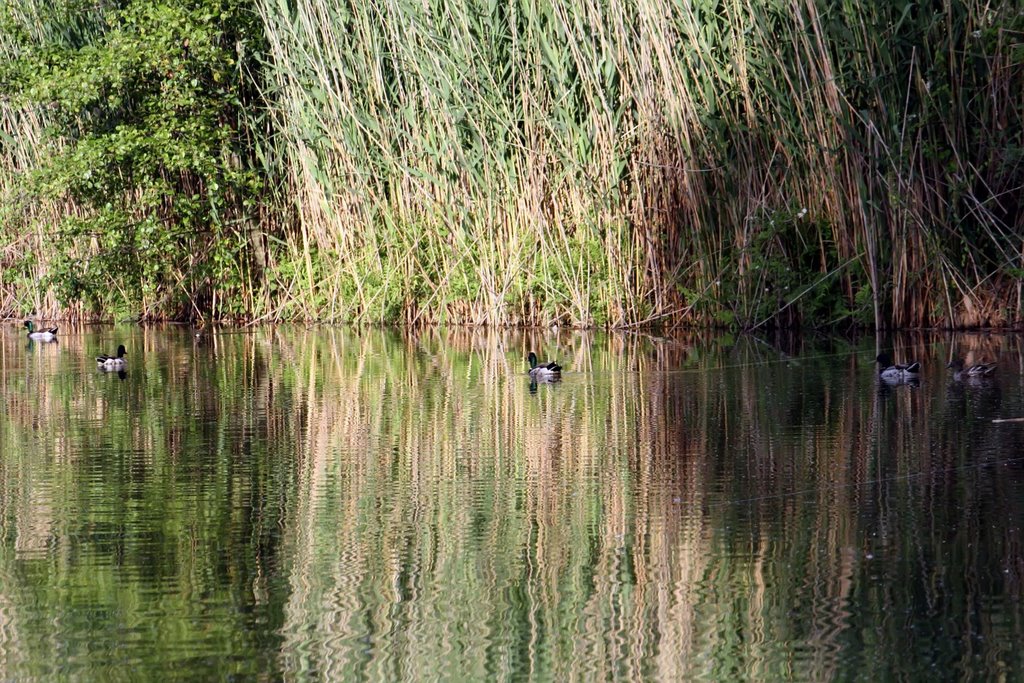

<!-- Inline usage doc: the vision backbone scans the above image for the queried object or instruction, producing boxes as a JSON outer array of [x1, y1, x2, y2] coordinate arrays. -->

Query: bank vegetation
[[1, 0, 1021, 329]]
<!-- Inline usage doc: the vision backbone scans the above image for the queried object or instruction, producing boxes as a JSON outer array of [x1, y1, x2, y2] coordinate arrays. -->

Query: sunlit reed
[[2, 1, 1021, 327]]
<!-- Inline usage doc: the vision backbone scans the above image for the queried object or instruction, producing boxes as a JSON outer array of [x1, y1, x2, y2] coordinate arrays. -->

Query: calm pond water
[[2, 323, 1024, 680]]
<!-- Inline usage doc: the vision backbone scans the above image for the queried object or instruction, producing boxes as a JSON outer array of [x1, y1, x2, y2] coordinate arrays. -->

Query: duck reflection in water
[[878, 374, 921, 388], [25, 339, 59, 352], [529, 379, 559, 395], [876, 374, 920, 400], [96, 368, 128, 381]]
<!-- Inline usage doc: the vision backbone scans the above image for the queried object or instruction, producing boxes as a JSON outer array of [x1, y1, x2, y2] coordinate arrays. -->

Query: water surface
[[2, 324, 1023, 680]]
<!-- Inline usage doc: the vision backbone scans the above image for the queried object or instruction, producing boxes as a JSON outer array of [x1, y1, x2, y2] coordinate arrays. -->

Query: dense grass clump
[[1, 0, 1022, 328]]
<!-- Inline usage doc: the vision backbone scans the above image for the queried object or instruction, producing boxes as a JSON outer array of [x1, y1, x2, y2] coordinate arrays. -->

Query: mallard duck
[[946, 358, 995, 380], [528, 352, 561, 382], [876, 353, 920, 381], [24, 320, 58, 341], [96, 345, 127, 369]]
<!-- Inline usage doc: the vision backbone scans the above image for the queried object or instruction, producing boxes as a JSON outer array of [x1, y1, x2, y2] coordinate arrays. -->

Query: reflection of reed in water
[[274, 328, 712, 680], [0, 324, 302, 678], [279, 334, 719, 676], [2, 327, 1024, 679], [276, 330, 1024, 681]]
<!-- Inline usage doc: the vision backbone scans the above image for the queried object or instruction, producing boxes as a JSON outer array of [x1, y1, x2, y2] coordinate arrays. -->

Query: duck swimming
[[527, 352, 561, 382], [24, 320, 58, 341], [96, 345, 127, 370], [876, 353, 920, 382], [946, 358, 995, 380]]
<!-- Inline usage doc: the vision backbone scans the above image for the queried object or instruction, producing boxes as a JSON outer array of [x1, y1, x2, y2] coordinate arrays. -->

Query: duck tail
[[905, 362, 920, 373]]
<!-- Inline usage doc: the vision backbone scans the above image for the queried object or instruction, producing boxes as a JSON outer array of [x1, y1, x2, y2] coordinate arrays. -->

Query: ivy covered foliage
[[1, 0, 265, 318]]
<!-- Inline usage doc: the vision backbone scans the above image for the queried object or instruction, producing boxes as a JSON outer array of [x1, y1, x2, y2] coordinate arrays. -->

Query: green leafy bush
[[2, 0, 265, 318]]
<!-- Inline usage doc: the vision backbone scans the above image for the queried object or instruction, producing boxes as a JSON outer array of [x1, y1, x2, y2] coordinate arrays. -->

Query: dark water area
[[2, 323, 1024, 680]]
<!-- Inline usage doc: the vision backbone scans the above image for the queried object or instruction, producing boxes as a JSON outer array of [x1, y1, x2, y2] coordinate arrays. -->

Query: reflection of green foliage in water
[[0, 334, 294, 677], [0, 329, 1023, 679]]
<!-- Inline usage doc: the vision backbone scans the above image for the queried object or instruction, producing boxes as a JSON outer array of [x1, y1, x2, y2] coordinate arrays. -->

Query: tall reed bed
[[256, 0, 1023, 328]]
